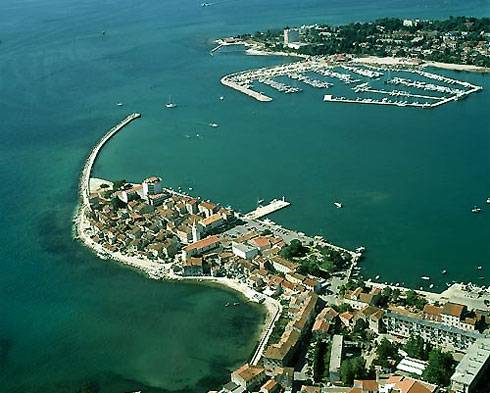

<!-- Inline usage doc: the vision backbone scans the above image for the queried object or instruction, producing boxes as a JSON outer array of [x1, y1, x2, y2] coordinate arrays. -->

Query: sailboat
[[165, 96, 177, 109]]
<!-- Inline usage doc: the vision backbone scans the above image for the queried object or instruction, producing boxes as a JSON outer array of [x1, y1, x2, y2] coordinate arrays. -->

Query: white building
[[232, 242, 259, 260], [451, 337, 490, 393], [383, 310, 482, 351], [142, 176, 162, 196], [284, 28, 300, 46]]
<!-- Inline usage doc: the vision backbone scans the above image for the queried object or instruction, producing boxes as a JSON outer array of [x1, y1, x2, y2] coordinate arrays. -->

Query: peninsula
[[73, 115, 490, 393]]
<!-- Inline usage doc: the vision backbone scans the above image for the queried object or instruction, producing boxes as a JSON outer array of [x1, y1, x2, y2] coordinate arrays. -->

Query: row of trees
[[374, 335, 455, 386]]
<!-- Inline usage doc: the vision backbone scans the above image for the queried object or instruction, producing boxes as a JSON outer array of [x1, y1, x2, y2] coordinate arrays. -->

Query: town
[[79, 174, 490, 393], [229, 17, 490, 67]]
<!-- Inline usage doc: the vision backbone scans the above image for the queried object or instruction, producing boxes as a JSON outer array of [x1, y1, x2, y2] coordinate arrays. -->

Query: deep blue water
[[1, 0, 489, 392]]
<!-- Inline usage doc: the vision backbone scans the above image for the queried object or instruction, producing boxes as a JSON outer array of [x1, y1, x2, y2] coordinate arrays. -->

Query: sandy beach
[[74, 203, 282, 364], [422, 61, 490, 73], [353, 55, 490, 73]]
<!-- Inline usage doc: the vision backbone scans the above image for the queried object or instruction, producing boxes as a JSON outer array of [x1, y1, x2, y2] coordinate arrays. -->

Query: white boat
[[471, 206, 481, 213], [219, 96, 225, 100], [209, 122, 219, 128], [355, 246, 366, 253], [442, 269, 447, 275], [429, 284, 434, 289], [116, 102, 124, 107], [334, 202, 343, 209], [375, 275, 380, 280], [421, 276, 430, 281], [477, 265, 482, 270], [486, 197, 490, 204], [165, 96, 177, 108]]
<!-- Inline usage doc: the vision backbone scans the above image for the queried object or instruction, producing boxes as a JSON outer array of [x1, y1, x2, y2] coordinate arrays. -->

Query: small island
[[73, 114, 490, 393]]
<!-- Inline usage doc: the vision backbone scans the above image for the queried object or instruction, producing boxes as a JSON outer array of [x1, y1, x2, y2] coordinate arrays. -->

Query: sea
[[0, 0, 489, 392]]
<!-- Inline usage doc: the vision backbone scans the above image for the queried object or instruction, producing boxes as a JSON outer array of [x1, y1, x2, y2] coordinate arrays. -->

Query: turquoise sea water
[[1, 0, 489, 392]]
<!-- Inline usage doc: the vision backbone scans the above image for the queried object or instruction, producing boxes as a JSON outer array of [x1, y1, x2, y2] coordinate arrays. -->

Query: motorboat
[[334, 202, 343, 209], [165, 96, 177, 108], [471, 206, 481, 213]]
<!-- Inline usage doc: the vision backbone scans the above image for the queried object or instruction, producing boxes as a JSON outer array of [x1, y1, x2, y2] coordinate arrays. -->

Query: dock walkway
[[245, 198, 290, 219]]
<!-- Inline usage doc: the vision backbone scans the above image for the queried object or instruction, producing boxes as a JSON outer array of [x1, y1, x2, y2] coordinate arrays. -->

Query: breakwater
[[79, 113, 141, 208]]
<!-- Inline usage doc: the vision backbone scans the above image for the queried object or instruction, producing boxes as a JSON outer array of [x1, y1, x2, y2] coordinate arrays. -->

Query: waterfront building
[[441, 302, 477, 331], [345, 286, 381, 310], [185, 198, 199, 214], [450, 337, 490, 393], [119, 185, 142, 203], [199, 201, 218, 218], [182, 257, 203, 276], [329, 334, 344, 382], [230, 363, 266, 391], [383, 307, 482, 351], [142, 176, 162, 196], [200, 213, 226, 232]]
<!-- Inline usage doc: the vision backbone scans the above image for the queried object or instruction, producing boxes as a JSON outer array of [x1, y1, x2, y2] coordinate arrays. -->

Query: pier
[[245, 198, 291, 219], [221, 76, 272, 102], [323, 94, 432, 108]]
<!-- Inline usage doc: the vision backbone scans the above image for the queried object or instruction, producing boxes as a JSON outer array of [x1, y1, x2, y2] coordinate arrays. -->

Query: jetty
[[245, 198, 291, 219], [220, 76, 272, 102]]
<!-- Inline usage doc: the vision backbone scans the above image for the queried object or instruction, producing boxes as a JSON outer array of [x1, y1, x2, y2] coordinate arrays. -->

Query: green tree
[[280, 239, 307, 259], [404, 335, 431, 360], [112, 179, 127, 190], [313, 340, 327, 382], [423, 349, 455, 386], [376, 338, 399, 368], [340, 356, 366, 385]]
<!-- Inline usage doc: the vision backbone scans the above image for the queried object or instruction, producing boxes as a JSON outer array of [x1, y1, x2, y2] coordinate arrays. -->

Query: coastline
[[74, 190, 283, 365], [72, 114, 282, 366]]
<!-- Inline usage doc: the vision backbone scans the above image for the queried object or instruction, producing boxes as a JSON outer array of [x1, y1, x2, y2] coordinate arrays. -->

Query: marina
[[221, 57, 482, 108]]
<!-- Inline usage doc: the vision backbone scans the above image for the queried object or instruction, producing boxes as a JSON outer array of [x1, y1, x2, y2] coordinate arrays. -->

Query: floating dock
[[245, 198, 291, 220]]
